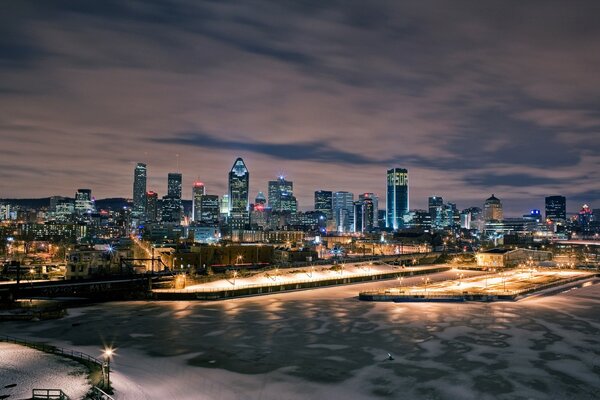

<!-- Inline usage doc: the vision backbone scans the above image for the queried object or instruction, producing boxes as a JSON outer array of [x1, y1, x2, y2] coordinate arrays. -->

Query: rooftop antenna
[[176, 153, 180, 171]]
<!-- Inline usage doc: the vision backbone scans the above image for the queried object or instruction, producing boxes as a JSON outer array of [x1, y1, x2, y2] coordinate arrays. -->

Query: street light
[[102, 347, 114, 389], [233, 270, 238, 286]]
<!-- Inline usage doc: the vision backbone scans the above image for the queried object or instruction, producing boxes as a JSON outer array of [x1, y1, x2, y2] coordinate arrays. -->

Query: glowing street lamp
[[102, 347, 114, 389], [232, 270, 238, 286]]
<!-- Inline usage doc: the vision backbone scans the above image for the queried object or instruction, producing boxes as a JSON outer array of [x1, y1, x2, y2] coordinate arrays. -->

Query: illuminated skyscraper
[[199, 195, 219, 223], [545, 196, 566, 222], [163, 173, 182, 223], [268, 176, 293, 212], [192, 181, 205, 222], [314, 190, 333, 221], [428, 196, 444, 229], [333, 191, 354, 232], [167, 173, 182, 199], [75, 189, 94, 215], [255, 192, 267, 206], [228, 158, 249, 226], [483, 194, 503, 221], [146, 191, 158, 222], [132, 163, 147, 218], [386, 168, 409, 230]]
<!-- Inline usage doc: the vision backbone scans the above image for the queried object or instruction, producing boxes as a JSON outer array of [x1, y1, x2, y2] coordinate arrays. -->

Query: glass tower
[[228, 158, 250, 222], [133, 163, 147, 218], [386, 168, 409, 230]]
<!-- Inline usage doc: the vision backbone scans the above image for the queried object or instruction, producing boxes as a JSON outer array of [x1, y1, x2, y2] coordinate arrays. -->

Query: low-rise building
[[476, 248, 552, 268]]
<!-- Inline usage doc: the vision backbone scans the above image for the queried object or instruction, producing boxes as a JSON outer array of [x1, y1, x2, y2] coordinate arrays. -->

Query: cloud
[[152, 131, 396, 165], [1, 1, 600, 214]]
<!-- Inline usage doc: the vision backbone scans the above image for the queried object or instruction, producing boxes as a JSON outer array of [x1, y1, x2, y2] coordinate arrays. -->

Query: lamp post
[[103, 347, 114, 389], [233, 270, 237, 286]]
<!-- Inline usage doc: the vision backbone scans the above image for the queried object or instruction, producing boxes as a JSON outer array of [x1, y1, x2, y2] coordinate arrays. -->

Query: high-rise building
[[162, 173, 183, 223], [386, 168, 409, 230], [268, 176, 293, 212], [333, 191, 354, 232], [133, 163, 147, 218], [199, 194, 219, 223], [483, 194, 503, 221], [220, 195, 230, 218], [146, 191, 158, 222], [228, 158, 250, 226], [359, 193, 379, 228], [167, 173, 182, 199], [314, 190, 333, 221], [354, 196, 376, 233], [192, 181, 205, 222], [74, 189, 94, 214], [428, 196, 444, 229], [255, 192, 267, 206], [545, 196, 566, 222]]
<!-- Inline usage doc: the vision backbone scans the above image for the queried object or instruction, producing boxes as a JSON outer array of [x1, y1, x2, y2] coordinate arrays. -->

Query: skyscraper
[[192, 181, 205, 222], [255, 192, 267, 206], [359, 193, 379, 229], [162, 173, 183, 223], [428, 196, 444, 229], [132, 163, 147, 218], [386, 168, 409, 230], [314, 190, 333, 221], [268, 176, 293, 212], [483, 194, 503, 221], [228, 158, 250, 226], [199, 195, 219, 223], [74, 189, 94, 214], [545, 196, 566, 222], [333, 191, 354, 232], [146, 191, 158, 222], [167, 173, 182, 199]]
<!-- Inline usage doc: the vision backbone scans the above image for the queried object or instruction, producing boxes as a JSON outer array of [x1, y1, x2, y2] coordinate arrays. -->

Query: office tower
[[255, 192, 267, 206], [220, 195, 230, 218], [579, 204, 593, 231], [333, 191, 354, 233], [428, 196, 444, 229], [359, 193, 378, 229], [228, 158, 250, 226], [353, 200, 363, 233], [146, 191, 158, 222], [386, 168, 409, 230], [49, 196, 66, 213], [192, 181, 205, 222], [268, 176, 294, 212], [74, 189, 94, 214], [199, 194, 219, 223], [133, 163, 147, 218], [483, 194, 503, 221], [167, 173, 182, 199], [545, 196, 566, 222], [314, 190, 333, 221], [161, 173, 183, 223]]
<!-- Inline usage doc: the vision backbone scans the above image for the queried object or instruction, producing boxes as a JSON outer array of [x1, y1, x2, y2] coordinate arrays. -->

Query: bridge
[[0, 275, 169, 302]]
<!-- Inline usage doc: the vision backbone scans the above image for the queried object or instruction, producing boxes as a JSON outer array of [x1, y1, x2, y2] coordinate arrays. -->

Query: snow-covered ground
[[0, 342, 91, 399], [171, 263, 449, 292], [1, 270, 599, 400]]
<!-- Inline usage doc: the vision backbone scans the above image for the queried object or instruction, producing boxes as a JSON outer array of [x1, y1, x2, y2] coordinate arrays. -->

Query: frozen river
[[1, 271, 599, 399]]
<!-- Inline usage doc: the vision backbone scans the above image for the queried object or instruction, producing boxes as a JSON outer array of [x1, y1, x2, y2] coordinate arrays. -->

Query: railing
[[32, 388, 69, 400], [0, 335, 103, 366], [91, 386, 114, 400]]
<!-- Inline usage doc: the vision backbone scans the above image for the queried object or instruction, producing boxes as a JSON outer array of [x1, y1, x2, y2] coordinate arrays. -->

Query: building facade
[[386, 168, 409, 230]]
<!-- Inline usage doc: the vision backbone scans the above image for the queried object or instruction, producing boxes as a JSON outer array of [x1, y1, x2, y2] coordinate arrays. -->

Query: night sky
[[1, 1, 599, 215]]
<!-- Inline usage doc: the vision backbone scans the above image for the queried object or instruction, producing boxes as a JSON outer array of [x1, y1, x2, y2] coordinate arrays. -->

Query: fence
[[32, 389, 69, 400], [0, 335, 103, 366]]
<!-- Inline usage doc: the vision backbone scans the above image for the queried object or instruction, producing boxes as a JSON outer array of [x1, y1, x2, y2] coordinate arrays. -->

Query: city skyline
[[1, 2, 600, 214]]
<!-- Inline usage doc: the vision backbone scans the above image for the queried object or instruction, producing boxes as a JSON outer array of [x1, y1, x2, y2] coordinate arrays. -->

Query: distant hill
[[0, 198, 51, 208]]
